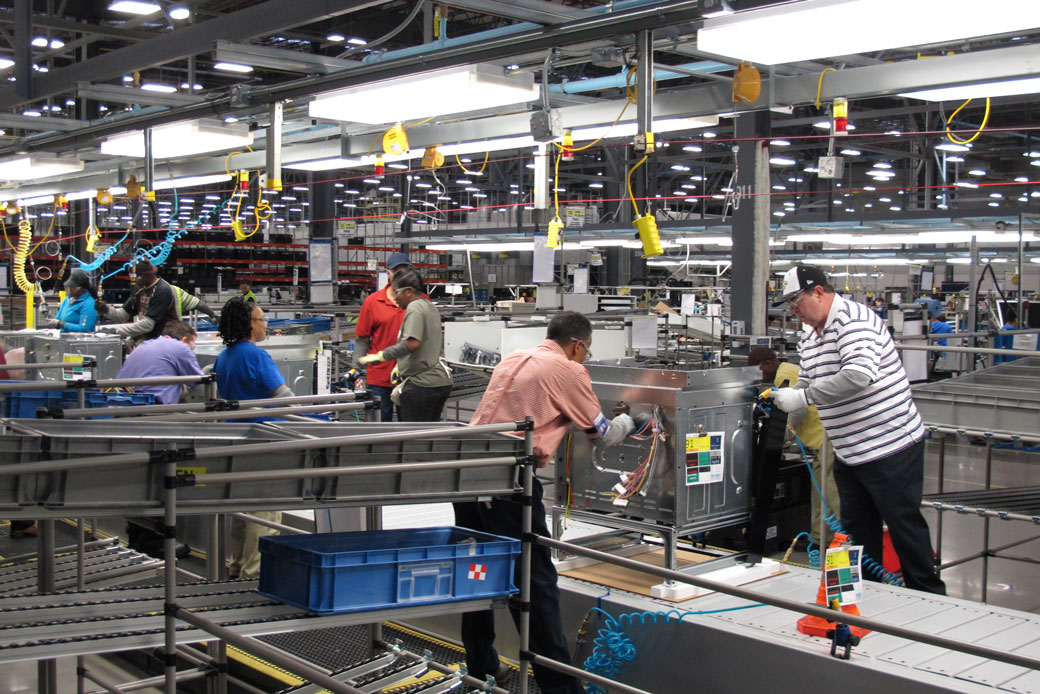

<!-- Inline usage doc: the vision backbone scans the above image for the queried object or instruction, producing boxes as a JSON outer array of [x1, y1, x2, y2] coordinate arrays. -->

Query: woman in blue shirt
[[215, 297, 292, 579], [46, 268, 98, 332]]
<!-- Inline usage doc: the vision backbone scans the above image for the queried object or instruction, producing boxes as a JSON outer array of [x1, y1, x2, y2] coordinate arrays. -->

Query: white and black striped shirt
[[799, 295, 924, 465]]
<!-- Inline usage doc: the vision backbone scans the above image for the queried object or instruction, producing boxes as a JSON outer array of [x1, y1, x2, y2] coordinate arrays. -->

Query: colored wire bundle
[[610, 407, 662, 501]]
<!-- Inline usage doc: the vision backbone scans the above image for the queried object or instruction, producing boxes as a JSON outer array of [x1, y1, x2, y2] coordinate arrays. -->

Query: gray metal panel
[[24, 334, 124, 381], [882, 613, 1026, 669], [848, 599, 960, 661], [0, 420, 521, 518], [920, 622, 1040, 678], [956, 633, 1040, 689], [1002, 670, 1040, 693]]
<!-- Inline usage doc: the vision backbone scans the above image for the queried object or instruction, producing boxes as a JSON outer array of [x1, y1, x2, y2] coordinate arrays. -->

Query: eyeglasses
[[252, 317, 268, 324], [786, 290, 810, 311], [570, 337, 593, 361]]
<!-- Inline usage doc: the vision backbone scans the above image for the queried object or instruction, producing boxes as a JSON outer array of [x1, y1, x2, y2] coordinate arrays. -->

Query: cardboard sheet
[[559, 548, 715, 601]]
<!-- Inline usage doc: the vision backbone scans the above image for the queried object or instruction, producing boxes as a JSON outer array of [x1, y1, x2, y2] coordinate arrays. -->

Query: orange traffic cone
[[796, 533, 871, 639]]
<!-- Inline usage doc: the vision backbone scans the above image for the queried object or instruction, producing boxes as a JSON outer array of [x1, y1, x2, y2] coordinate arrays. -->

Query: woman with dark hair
[[359, 268, 451, 421], [214, 297, 292, 579], [46, 268, 98, 332]]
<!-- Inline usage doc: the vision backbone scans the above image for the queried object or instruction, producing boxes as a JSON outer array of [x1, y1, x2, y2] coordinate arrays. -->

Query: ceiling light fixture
[[901, 76, 1040, 101], [936, 142, 971, 152], [101, 119, 254, 159], [140, 83, 177, 93], [347, 37, 368, 46], [309, 64, 538, 124], [327, 34, 345, 42], [213, 62, 253, 73], [108, 1, 161, 14], [0, 154, 84, 181], [697, 0, 1040, 65], [31, 37, 47, 47], [169, 5, 190, 20]]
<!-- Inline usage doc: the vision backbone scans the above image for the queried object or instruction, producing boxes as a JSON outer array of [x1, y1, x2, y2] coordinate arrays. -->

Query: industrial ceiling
[[1, 0, 1039, 276]]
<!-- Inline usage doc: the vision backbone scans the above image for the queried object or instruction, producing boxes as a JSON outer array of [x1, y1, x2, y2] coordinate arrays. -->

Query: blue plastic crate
[[257, 527, 521, 615], [2, 391, 67, 418], [1, 388, 156, 418]]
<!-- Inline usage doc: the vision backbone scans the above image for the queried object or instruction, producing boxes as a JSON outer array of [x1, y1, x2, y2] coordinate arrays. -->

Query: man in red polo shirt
[[353, 252, 413, 421]]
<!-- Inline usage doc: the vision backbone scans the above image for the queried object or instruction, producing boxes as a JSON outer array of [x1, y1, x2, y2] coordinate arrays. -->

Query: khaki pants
[[229, 511, 281, 579], [810, 439, 842, 548]]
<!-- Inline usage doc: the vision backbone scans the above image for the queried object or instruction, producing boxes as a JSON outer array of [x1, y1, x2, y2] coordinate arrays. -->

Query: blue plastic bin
[[257, 527, 521, 615], [1, 389, 156, 418]]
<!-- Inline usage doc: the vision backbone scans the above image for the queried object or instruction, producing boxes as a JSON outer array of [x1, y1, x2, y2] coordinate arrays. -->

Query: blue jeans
[[367, 384, 399, 422]]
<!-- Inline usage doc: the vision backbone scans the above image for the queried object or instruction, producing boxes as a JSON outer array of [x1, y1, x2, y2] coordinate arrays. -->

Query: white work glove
[[599, 413, 635, 447], [359, 351, 385, 365], [772, 387, 808, 413]]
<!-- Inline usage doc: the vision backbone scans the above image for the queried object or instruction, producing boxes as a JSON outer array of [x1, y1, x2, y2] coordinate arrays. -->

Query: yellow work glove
[[358, 351, 386, 365], [390, 365, 400, 385]]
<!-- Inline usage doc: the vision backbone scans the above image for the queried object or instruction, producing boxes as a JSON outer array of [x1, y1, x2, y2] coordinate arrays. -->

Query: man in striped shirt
[[770, 265, 946, 595]]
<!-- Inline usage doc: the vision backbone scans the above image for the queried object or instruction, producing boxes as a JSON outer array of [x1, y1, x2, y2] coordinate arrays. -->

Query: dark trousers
[[399, 382, 451, 423], [367, 384, 400, 422], [833, 438, 946, 595], [453, 479, 583, 694]]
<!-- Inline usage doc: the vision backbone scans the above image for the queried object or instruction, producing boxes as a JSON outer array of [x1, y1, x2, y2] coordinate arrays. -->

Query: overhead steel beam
[[0, 0, 387, 112], [17, 0, 708, 152], [15, 11, 1040, 159], [77, 82, 207, 108], [0, 11, 157, 42], [0, 113, 86, 131], [437, 0, 587, 24], [213, 40, 362, 75]]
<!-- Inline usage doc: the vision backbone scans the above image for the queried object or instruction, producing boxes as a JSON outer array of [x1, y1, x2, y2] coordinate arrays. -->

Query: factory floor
[[0, 438, 1037, 693]]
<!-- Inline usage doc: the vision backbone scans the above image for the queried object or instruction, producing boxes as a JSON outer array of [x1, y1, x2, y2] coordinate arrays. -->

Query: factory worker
[[749, 346, 840, 548], [771, 265, 945, 595], [170, 283, 218, 322], [453, 311, 638, 694], [119, 319, 203, 559], [44, 268, 98, 332], [353, 251, 415, 421], [359, 267, 451, 422], [117, 320, 204, 405], [215, 297, 294, 579], [95, 260, 179, 344], [240, 280, 257, 303]]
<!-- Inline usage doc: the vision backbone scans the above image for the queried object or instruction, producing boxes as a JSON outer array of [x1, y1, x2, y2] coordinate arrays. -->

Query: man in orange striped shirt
[[458, 311, 635, 693]]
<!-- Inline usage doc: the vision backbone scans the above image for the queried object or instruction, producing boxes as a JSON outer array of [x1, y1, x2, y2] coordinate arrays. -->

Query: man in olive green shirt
[[749, 346, 840, 548], [359, 267, 451, 421]]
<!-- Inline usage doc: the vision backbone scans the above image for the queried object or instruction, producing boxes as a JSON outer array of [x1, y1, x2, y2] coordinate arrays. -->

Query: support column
[[731, 111, 771, 335], [310, 175, 335, 240]]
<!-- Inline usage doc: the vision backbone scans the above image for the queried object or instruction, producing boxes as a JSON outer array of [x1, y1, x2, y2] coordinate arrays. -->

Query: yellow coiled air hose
[[12, 219, 34, 294]]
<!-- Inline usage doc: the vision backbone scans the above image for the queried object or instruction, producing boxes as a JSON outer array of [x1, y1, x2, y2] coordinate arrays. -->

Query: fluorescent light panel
[[108, 1, 160, 14], [901, 76, 1040, 101], [309, 64, 538, 124], [100, 120, 253, 159], [697, 0, 1040, 65], [0, 155, 84, 181]]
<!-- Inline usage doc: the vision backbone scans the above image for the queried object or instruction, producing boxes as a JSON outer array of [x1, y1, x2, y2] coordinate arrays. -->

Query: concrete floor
[[0, 437, 1036, 693]]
